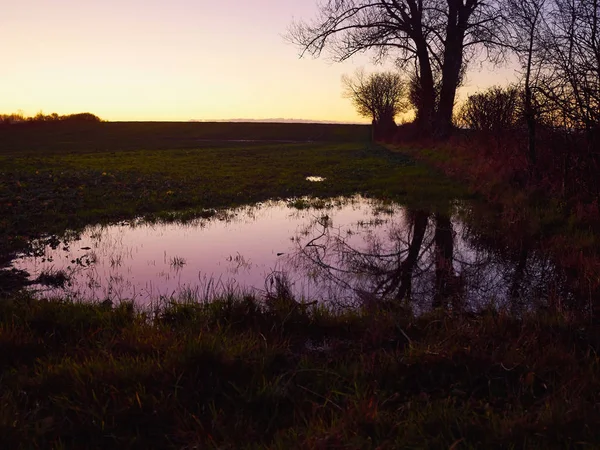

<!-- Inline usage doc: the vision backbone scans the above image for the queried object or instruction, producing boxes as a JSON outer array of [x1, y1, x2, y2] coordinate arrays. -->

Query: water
[[11, 196, 572, 311]]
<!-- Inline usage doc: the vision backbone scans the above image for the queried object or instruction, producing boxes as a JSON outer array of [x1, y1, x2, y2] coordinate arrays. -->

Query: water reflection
[[287, 204, 573, 313], [11, 196, 573, 312]]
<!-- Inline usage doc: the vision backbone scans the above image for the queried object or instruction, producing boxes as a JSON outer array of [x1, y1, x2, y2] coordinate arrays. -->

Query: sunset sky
[[3, 0, 518, 122]]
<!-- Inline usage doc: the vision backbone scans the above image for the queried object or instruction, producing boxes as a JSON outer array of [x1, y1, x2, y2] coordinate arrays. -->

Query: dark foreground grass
[[0, 124, 464, 267], [1, 295, 599, 449]]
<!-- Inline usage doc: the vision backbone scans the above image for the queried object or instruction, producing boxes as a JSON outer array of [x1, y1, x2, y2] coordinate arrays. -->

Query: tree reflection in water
[[286, 203, 573, 313]]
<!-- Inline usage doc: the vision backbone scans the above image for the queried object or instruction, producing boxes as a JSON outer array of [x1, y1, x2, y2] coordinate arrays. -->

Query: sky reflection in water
[[12, 196, 570, 311]]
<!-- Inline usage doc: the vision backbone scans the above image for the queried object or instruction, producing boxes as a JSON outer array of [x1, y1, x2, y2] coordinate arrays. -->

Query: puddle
[[11, 196, 573, 311], [305, 176, 326, 182]]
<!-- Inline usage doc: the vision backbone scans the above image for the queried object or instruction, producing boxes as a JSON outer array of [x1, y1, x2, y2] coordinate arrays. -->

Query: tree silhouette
[[507, 0, 546, 172], [288, 0, 506, 137], [342, 70, 406, 139]]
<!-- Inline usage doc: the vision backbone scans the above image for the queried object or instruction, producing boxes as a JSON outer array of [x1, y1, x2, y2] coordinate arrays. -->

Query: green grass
[[0, 294, 598, 449]]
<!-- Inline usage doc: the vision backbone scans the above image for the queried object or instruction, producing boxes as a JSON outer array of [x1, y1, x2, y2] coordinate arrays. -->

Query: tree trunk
[[524, 7, 538, 177], [435, 42, 464, 136], [415, 40, 437, 135], [374, 112, 398, 141], [525, 87, 537, 175], [435, 0, 471, 138]]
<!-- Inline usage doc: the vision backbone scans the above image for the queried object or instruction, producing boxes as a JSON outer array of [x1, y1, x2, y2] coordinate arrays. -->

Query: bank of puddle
[[11, 195, 573, 312]]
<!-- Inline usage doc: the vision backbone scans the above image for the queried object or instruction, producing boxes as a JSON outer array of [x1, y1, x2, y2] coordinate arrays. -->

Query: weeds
[[169, 256, 186, 269]]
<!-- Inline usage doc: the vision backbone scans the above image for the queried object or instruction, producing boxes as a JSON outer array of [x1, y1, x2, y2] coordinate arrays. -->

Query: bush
[[457, 86, 522, 133]]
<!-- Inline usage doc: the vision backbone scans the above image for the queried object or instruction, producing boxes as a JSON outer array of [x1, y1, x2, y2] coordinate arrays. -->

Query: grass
[[0, 294, 599, 448], [169, 256, 187, 272], [0, 123, 465, 270]]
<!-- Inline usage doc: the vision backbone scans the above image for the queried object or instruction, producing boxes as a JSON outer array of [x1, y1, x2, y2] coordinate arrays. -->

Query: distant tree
[[503, 0, 599, 191], [0, 111, 103, 126], [0, 111, 26, 125], [503, 0, 599, 135], [61, 113, 102, 122], [342, 70, 406, 139], [540, 0, 600, 133]]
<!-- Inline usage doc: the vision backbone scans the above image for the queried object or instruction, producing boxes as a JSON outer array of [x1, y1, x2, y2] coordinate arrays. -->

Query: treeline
[[458, 0, 599, 138], [448, 86, 598, 218], [291, 0, 598, 159], [429, 0, 599, 206], [0, 111, 103, 125]]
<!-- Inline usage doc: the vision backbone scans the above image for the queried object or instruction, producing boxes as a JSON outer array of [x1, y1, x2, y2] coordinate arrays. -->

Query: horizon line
[[1, 111, 370, 125], [190, 118, 368, 125]]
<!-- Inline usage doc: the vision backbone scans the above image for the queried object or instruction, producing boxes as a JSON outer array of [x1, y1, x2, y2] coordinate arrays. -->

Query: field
[[0, 122, 463, 266], [0, 121, 372, 154], [1, 122, 599, 448]]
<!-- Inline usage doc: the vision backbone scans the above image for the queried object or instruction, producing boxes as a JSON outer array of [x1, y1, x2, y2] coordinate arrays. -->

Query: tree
[[506, 0, 599, 134], [342, 70, 406, 138], [288, 0, 506, 138], [507, 0, 546, 171], [506, 0, 600, 193], [457, 85, 521, 133], [540, 0, 600, 133]]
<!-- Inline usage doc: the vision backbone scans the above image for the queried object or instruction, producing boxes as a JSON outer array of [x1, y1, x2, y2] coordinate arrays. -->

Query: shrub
[[457, 86, 522, 133]]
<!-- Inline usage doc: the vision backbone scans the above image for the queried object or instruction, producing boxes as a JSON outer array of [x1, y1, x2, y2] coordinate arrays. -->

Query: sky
[[2, 0, 518, 123]]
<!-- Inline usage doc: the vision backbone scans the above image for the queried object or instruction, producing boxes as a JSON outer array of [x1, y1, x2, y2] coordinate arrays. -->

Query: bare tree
[[342, 69, 406, 138], [505, 0, 599, 194], [540, 0, 600, 133], [544, 0, 600, 198], [287, 0, 507, 138], [507, 0, 547, 171]]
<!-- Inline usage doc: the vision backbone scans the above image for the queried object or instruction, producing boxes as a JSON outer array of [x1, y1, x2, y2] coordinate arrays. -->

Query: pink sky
[[2, 0, 518, 122]]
